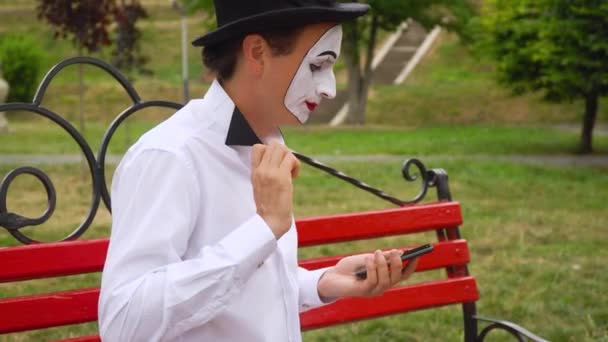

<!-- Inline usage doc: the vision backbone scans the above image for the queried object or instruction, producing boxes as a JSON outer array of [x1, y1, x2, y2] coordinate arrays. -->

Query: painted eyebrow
[[317, 51, 337, 59]]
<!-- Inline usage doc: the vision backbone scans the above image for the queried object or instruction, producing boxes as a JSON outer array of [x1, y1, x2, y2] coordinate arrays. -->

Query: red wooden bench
[[0, 57, 548, 341], [0, 181, 547, 341]]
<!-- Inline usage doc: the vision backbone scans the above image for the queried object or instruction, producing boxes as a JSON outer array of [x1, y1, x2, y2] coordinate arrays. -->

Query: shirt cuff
[[298, 266, 334, 311], [216, 214, 277, 285]]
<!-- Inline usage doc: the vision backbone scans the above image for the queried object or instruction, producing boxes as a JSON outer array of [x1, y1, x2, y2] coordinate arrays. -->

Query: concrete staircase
[[307, 21, 429, 125], [372, 21, 427, 85]]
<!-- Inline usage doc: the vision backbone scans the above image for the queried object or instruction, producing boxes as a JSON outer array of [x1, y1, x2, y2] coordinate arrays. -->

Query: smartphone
[[354, 243, 434, 280]]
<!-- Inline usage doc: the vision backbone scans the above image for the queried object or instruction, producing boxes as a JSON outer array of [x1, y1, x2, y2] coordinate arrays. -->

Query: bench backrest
[[0, 201, 478, 340]]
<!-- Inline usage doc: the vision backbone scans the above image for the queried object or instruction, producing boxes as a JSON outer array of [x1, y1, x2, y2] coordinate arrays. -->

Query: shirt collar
[[202, 80, 283, 147], [225, 107, 263, 146]]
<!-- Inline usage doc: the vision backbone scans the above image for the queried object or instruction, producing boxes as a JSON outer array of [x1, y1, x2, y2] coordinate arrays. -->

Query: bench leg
[[463, 302, 478, 342]]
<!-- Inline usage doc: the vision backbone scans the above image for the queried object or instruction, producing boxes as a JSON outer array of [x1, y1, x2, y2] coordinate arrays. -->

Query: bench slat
[[0, 238, 468, 283], [299, 240, 470, 271], [297, 202, 462, 247], [0, 278, 478, 334], [0, 239, 109, 282], [301, 276, 479, 330], [0, 288, 99, 333], [0, 203, 462, 283]]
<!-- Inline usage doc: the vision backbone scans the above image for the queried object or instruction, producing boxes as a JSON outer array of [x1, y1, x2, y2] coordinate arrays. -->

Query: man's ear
[[242, 34, 266, 77]]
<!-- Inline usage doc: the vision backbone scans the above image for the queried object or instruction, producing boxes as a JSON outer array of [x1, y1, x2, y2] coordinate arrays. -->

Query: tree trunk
[[0, 77, 8, 133], [580, 92, 598, 154], [345, 14, 379, 125], [344, 23, 363, 124], [357, 14, 378, 124], [78, 48, 87, 179]]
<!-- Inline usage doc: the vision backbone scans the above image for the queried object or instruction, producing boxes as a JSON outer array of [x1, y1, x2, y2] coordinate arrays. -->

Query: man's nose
[[316, 71, 337, 99]]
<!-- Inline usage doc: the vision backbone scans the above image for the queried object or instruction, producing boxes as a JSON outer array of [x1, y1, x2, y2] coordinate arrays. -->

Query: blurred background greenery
[[0, 0, 606, 341]]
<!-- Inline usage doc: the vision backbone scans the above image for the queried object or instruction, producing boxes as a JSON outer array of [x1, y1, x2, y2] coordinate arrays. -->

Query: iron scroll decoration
[[0, 56, 433, 245]]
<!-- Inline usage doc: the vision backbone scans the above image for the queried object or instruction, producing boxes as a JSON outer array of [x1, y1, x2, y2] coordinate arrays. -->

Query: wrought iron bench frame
[[0, 57, 548, 342]]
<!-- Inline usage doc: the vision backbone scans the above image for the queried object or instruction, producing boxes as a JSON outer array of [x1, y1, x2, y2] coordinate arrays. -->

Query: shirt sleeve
[[297, 266, 334, 312], [98, 149, 277, 341]]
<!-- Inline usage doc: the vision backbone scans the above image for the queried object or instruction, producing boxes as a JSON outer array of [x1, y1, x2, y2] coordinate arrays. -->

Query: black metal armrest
[[473, 315, 551, 342]]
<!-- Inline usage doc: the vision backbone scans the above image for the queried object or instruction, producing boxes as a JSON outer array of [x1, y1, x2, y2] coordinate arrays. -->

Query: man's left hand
[[316, 250, 418, 301]]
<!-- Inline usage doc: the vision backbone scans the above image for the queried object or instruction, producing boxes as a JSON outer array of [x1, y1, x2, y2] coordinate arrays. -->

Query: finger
[[373, 250, 390, 295], [291, 154, 301, 178], [401, 257, 419, 281], [251, 144, 265, 168], [269, 142, 288, 167], [260, 142, 277, 167], [381, 250, 395, 260], [280, 153, 299, 179], [388, 250, 403, 286], [363, 255, 378, 290]]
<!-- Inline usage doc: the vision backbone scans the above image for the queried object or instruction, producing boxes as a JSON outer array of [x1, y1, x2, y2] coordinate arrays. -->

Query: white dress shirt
[[98, 80, 329, 342]]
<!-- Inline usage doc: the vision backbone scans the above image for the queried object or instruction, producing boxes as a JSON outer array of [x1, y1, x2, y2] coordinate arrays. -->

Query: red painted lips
[[305, 101, 318, 111]]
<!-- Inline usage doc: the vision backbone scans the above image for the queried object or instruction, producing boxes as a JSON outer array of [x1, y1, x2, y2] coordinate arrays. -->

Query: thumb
[[401, 257, 418, 280]]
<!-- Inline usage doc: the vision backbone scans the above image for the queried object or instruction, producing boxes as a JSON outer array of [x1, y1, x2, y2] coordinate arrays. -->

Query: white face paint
[[284, 25, 342, 123]]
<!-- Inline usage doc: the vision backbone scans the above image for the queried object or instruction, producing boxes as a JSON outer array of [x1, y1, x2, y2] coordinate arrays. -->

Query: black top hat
[[192, 0, 370, 47]]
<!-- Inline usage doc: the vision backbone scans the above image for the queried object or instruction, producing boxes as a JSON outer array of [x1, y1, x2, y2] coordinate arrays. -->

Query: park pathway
[[1, 153, 606, 168]]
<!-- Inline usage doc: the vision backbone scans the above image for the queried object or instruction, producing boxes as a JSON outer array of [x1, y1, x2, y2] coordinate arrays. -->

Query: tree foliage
[[112, 1, 150, 76], [37, 0, 117, 53], [183, 0, 215, 32], [37, 0, 149, 75], [362, 0, 474, 37], [478, 0, 608, 153]]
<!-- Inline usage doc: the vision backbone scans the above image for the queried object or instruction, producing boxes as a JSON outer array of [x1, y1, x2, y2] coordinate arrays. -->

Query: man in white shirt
[[99, 1, 418, 341]]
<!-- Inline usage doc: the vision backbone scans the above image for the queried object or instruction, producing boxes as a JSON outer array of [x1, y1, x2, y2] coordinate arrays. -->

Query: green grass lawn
[[1, 158, 606, 341]]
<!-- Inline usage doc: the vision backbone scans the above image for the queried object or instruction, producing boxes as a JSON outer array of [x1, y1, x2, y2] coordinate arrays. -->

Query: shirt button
[[257, 261, 264, 268]]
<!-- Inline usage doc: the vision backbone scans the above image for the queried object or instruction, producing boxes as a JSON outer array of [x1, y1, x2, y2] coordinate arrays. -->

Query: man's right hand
[[251, 141, 300, 239]]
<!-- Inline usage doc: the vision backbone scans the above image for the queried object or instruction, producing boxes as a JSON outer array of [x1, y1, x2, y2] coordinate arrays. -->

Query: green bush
[[0, 35, 44, 103]]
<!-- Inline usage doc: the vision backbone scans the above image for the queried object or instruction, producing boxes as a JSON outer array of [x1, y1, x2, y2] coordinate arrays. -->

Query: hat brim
[[192, 3, 370, 47]]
